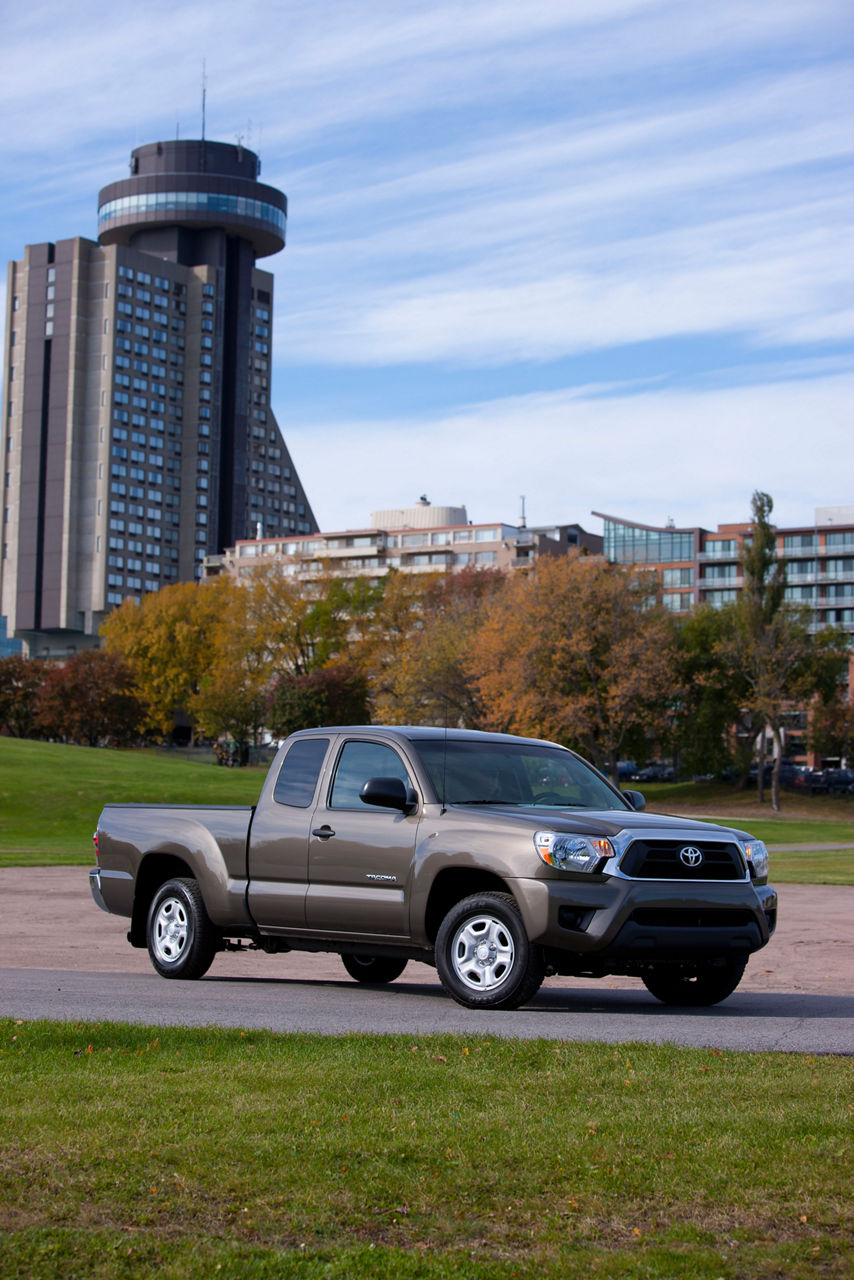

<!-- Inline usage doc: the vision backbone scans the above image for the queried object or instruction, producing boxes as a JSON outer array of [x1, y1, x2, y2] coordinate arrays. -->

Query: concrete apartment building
[[595, 506, 854, 640], [1, 139, 316, 658], [204, 497, 603, 583]]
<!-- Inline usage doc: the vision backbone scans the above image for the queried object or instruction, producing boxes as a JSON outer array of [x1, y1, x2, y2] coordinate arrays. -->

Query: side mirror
[[623, 789, 646, 812], [360, 776, 417, 812]]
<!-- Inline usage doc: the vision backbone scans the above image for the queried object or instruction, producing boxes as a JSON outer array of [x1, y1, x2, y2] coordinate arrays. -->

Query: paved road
[[2, 964, 852, 1053], [1, 869, 852, 1053]]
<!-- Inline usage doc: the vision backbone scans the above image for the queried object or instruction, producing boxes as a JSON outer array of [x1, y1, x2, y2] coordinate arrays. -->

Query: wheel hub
[[451, 914, 514, 991], [152, 898, 189, 963]]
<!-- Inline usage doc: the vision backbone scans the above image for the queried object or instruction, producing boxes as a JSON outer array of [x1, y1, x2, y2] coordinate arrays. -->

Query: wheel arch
[[423, 868, 516, 946], [129, 852, 197, 947]]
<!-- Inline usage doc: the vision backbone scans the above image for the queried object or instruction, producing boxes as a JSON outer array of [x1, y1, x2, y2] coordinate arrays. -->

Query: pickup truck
[[90, 726, 777, 1010]]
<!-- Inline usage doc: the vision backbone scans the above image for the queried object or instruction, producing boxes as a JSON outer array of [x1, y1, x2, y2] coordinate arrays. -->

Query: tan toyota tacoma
[[90, 726, 777, 1010]]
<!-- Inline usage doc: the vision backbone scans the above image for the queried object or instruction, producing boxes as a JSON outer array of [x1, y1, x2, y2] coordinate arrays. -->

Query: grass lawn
[[1, 1020, 851, 1280], [0, 738, 263, 863], [763, 847, 854, 885]]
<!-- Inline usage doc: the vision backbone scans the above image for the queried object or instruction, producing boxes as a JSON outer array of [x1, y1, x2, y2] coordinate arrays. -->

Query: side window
[[329, 741, 411, 809], [273, 738, 329, 808]]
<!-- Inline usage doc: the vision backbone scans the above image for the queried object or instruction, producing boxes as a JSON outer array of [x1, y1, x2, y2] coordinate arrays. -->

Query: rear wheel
[[641, 958, 747, 1007], [341, 954, 408, 984], [436, 892, 545, 1010], [147, 878, 219, 980]]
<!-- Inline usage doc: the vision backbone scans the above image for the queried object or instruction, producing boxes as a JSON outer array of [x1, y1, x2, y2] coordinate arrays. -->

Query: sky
[[2, 0, 852, 536]]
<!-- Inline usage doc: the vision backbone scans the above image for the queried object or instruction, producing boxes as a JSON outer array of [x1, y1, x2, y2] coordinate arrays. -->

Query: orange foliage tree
[[465, 553, 678, 778]]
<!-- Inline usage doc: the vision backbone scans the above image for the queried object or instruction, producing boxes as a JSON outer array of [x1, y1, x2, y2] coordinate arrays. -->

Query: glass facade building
[[595, 509, 854, 645]]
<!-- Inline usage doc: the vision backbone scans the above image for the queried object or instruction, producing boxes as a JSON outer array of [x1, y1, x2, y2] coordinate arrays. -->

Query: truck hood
[[445, 803, 753, 843]]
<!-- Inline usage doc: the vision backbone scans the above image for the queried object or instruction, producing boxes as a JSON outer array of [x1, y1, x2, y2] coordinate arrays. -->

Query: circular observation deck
[[97, 139, 286, 259]]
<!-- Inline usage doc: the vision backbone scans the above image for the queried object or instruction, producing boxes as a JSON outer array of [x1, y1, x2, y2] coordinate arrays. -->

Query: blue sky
[[2, 0, 852, 535]]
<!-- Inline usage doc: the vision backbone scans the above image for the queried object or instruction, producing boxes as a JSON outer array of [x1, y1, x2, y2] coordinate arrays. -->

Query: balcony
[[699, 575, 743, 589]]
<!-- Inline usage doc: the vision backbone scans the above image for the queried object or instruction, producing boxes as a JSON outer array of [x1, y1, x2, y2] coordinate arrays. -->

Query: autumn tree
[[351, 569, 441, 718], [466, 553, 678, 778], [371, 567, 505, 726], [0, 656, 48, 738], [101, 578, 232, 739], [190, 574, 281, 749], [245, 563, 374, 678], [35, 650, 145, 746], [187, 565, 379, 746]]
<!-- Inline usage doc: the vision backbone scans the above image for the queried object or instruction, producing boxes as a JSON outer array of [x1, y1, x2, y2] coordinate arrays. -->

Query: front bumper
[[514, 875, 777, 972]]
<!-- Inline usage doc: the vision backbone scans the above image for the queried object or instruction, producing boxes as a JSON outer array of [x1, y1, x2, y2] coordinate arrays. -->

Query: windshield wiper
[[450, 799, 589, 807], [449, 799, 517, 805]]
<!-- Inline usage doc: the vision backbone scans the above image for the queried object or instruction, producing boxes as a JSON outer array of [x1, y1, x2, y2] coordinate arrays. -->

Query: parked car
[[631, 762, 675, 783]]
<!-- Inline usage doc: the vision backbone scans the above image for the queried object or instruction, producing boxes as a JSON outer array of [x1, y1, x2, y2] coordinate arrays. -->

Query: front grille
[[619, 839, 745, 881], [630, 908, 755, 928]]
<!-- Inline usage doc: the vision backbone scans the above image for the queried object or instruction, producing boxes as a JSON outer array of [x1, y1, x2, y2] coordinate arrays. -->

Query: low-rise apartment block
[[205, 497, 602, 582]]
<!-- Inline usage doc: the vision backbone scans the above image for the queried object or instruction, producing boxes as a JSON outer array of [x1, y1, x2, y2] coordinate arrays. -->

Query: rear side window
[[329, 741, 411, 809], [273, 738, 329, 808]]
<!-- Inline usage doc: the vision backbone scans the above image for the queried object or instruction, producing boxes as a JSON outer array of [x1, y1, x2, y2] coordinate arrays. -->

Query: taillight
[[93, 831, 99, 862]]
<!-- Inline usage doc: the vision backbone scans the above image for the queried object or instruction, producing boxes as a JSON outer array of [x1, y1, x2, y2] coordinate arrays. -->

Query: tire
[[146, 877, 219, 980], [435, 891, 545, 1011], [641, 958, 747, 1007], [341, 954, 408, 984]]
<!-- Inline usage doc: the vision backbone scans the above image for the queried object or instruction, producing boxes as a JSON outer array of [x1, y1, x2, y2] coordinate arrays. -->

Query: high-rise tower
[[2, 139, 317, 657]]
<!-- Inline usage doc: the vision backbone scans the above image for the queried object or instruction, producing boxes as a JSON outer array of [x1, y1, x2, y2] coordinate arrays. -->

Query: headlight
[[741, 839, 769, 879], [534, 831, 613, 873]]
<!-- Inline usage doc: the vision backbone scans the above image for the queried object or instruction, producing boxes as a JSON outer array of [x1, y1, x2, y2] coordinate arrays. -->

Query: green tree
[[267, 664, 368, 738], [670, 606, 750, 780], [718, 491, 850, 810]]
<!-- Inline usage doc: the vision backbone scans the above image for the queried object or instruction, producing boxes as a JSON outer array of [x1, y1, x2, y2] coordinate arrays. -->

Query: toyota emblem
[[679, 845, 704, 868]]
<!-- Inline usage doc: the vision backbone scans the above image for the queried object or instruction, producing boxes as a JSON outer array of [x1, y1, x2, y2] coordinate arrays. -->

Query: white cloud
[[276, 205, 854, 366], [1, 0, 851, 542], [286, 372, 854, 533]]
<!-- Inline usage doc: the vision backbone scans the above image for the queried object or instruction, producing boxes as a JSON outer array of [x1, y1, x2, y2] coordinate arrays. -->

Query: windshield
[[413, 739, 628, 810]]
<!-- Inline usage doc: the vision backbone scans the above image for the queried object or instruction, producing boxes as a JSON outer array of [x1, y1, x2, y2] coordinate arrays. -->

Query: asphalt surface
[[1, 869, 852, 1053]]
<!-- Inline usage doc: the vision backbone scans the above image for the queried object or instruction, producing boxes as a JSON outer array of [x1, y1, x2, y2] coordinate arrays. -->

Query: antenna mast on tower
[[201, 60, 207, 141]]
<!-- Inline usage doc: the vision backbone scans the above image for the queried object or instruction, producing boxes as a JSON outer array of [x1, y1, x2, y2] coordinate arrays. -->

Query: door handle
[[312, 826, 336, 840]]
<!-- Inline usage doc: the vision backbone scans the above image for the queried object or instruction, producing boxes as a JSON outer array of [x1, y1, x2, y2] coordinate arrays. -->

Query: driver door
[[305, 738, 420, 939]]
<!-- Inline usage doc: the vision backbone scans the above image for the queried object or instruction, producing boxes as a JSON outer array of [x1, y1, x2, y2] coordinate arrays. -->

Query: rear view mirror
[[623, 789, 646, 811]]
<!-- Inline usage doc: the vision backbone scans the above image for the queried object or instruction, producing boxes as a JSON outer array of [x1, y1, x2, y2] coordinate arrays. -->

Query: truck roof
[[287, 725, 564, 749]]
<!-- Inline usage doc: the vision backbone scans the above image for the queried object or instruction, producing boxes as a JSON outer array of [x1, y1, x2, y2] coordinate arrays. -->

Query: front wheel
[[435, 892, 545, 1010], [147, 878, 219, 980], [641, 958, 747, 1007], [341, 954, 408, 984]]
